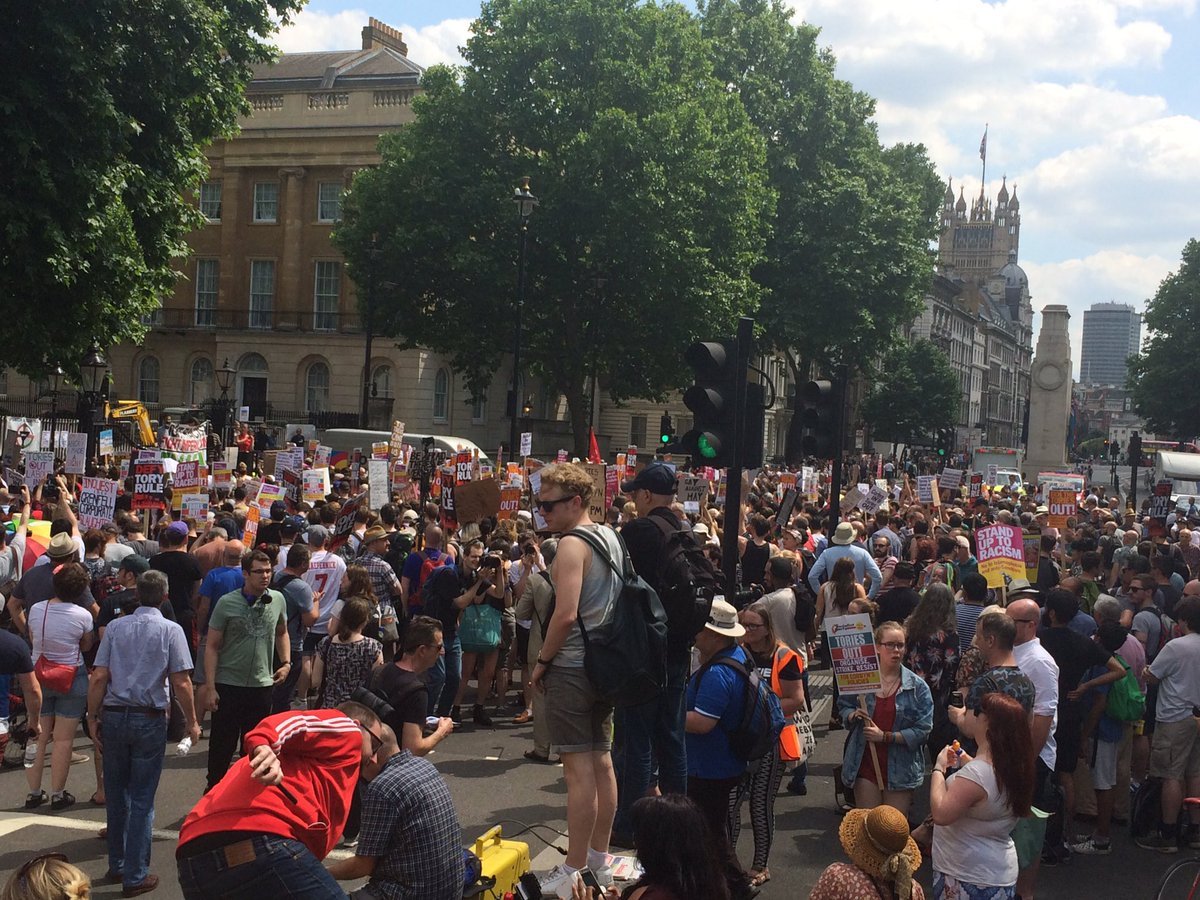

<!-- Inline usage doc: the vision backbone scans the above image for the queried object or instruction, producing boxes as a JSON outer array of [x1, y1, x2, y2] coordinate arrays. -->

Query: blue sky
[[279, 1, 1200, 375]]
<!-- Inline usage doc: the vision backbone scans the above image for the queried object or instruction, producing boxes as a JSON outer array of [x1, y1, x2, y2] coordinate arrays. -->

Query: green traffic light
[[938, 448, 946, 456], [697, 433, 719, 459], [660, 434, 670, 444]]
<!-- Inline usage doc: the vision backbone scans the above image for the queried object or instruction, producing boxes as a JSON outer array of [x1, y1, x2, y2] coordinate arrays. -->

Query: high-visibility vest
[[769, 644, 805, 761]]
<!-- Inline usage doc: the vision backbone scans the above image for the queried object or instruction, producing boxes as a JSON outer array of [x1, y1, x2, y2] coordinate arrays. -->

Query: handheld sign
[[389, 421, 405, 460], [65, 433, 88, 475], [520, 432, 532, 457], [330, 491, 368, 550], [1047, 489, 1077, 529], [825, 614, 882, 696], [368, 458, 389, 510], [939, 468, 964, 492], [78, 477, 119, 529], [23, 451, 55, 487], [859, 484, 889, 516], [98, 429, 114, 457], [243, 505, 260, 547], [680, 476, 708, 514], [916, 476, 936, 505], [975, 523, 1027, 589], [132, 460, 166, 511]]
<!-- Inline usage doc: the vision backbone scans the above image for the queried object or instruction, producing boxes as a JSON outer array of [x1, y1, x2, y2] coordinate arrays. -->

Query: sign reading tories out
[[825, 614, 882, 696]]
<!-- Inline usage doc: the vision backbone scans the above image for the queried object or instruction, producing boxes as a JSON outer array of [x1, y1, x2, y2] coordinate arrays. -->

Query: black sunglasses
[[536, 495, 577, 512]]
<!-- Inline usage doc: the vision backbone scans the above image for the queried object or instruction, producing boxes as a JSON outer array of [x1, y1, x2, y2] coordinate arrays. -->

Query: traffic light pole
[[825, 365, 849, 534], [1129, 432, 1140, 514], [720, 316, 754, 601]]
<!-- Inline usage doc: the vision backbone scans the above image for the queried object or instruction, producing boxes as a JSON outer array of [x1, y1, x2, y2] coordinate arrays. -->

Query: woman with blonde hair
[[2, 853, 90, 900]]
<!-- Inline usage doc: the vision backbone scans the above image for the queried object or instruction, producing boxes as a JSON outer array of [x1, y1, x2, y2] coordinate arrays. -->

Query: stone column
[[1024, 305, 1072, 477]]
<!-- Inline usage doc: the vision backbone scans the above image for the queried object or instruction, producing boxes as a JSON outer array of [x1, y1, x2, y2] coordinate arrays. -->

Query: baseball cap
[[269, 500, 287, 521], [306, 524, 331, 547], [401, 509, 419, 522], [166, 520, 190, 538], [119, 555, 150, 576], [620, 462, 677, 495]]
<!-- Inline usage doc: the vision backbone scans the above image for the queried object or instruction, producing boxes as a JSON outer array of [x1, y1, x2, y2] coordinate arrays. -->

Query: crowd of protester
[[0, 443, 1198, 900]]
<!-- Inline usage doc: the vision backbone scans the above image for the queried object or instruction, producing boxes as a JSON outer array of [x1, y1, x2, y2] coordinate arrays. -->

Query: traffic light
[[785, 379, 836, 463], [659, 413, 675, 448], [742, 383, 766, 469], [1128, 432, 1142, 468], [679, 340, 738, 467]]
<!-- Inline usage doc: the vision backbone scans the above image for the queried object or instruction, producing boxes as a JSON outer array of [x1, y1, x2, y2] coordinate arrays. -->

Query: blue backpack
[[697, 653, 786, 764]]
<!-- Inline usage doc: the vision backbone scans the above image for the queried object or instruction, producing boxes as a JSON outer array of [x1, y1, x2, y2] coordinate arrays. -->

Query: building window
[[433, 369, 450, 422], [0, 365, 6, 397], [195, 259, 219, 326], [630, 415, 647, 448], [317, 183, 342, 222], [199, 181, 222, 220], [313, 261, 340, 331], [138, 356, 160, 405], [472, 394, 486, 425], [371, 365, 393, 398], [190, 357, 213, 405], [253, 182, 278, 222], [249, 260, 275, 328], [305, 361, 330, 413]]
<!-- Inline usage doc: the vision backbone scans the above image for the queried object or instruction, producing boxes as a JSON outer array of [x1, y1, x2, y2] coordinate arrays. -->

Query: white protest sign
[[98, 429, 114, 457], [939, 468, 963, 492], [182, 493, 210, 521], [859, 484, 889, 515], [78, 477, 119, 529], [274, 447, 304, 477], [917, 475, 937, 504], [256, 482, 285, 511], [304, 468, 330, 503], [840, 484, 865, 513], [5, 417, 41, 457], [368, 458, 390, 510], [987, 463, 999, 486], [212, 460, 232, 491], [826, 614, 882, 695], [520, 432, 532, 457], [23, 451, 55, 486], [314, 445, 332, 469], [389, 421, 405, 459], [679, 476, 708, 513], [65, 433, 88, 474]]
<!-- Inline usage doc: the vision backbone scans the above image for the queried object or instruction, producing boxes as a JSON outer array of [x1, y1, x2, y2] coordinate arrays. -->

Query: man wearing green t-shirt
[[199, 549, 289, 792]]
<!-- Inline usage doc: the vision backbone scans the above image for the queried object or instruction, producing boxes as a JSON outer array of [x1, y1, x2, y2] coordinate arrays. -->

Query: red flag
[[587, 428, 603, 463]]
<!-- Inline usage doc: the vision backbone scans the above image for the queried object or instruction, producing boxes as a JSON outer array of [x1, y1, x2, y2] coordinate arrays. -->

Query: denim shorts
[[41, 666, 88, 719]]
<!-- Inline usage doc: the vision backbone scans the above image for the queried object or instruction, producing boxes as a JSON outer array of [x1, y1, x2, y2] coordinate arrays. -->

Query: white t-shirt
[[1013, 638, 1060, 771], [29, 600, 93, 665], [932, 758, 1019, 887], [304, 550, 347, 635], [1149, 631, 1200, 724]]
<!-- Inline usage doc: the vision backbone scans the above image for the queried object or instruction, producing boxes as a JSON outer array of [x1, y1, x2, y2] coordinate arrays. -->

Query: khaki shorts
[[1150, 717, 1200, 781], [544, 664, 613, 754]]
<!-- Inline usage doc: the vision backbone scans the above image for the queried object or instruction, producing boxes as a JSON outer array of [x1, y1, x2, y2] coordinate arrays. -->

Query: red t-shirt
[[178, 710, 362, 860]]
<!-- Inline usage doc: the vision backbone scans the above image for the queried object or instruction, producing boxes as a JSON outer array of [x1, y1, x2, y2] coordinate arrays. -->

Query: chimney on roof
[[362, 17, 408, 55]]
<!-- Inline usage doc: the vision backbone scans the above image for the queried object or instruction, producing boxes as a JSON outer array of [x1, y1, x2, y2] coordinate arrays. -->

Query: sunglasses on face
[[536, 495, 577, 512]]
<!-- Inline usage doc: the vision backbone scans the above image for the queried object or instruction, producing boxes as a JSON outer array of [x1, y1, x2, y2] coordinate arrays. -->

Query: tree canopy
[[0, 0, 303, 378], [336, 0, 772, 453], [861, 339, 959, 447], [698, 0, 944, 375], [1128, 238, 1200, 438]]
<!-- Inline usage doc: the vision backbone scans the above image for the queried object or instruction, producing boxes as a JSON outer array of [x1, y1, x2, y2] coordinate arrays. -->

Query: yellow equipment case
[[472, 825, 531, 896]]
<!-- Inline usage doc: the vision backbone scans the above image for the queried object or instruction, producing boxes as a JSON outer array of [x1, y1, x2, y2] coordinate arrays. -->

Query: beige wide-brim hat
[[703, 598, 746, 638], [832, 522, 856, 545]]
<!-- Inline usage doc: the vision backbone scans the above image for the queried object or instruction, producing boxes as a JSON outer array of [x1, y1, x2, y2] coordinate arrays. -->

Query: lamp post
[[214, 357, 236, 449], [509, 177, 539, 459], [360, 235, 382, 429], [78, 344, 108, 463], [46, 366, 64, 460]]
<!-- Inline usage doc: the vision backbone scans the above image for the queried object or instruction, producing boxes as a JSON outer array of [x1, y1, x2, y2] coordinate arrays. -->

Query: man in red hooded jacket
[[176, 702, 383, 899]]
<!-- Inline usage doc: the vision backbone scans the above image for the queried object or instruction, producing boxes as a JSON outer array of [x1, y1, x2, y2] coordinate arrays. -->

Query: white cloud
[[275, 9, 470, 67]]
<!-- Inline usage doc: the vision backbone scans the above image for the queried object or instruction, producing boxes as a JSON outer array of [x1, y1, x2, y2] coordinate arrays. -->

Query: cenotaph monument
[[1024, 304, 1072, 477]]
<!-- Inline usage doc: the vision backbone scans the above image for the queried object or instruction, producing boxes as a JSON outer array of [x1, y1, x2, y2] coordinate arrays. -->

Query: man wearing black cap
[[257, 500, 288, 548], [609, 461, 698, 846]]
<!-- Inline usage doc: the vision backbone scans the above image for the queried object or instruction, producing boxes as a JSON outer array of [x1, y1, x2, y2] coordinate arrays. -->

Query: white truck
[[971, 446, 1025, 490]]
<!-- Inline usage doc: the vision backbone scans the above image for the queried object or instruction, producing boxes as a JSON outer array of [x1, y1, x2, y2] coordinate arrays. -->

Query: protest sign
[[679, 475, 708, 514], [969, 473, 983, 499], [556, 449, 568, 463], [1023, 530, 1040, 583], [439, 469, 458, 530], [330, 491, 367, 550], [78, 477, 119, 529], [65, 433, 88, 475], [776, 488, 799, 529], [840, 485, 865, 513], [454, 478, 501, 525], [314, 445, 332, 469], [939, 468, 963, 492], [615, 453, 627, 485], [455, 451, 474, 484], [23, 451, 55, 487], [859, 484, 889, 516], [605, 465, 619, 512], [627, 446, 638, 469], [172, 460, 203, 510], [518, 432, 532, 458], [582, 463, 608, 522], [6, 417, 41, 457], [98, 429, 114, 457], [243, 505, 260, 546], [389, 420, 405, 460], [1047, 489, 1077, 529], [368, 459, 389, 510], [975, 523, 1026, 589], [390, 458, 411, 498], [274, 448, 303, 478], [182, 493, 210, 521], [825, 614, 882, 695], [987, 464, 999, 486], [282, 467, 303, 510], [132, 460, 166, 510], [498, 486, 522, 520], [256, 482, 285, 511], [916, 476, 937, 505], [1149, 480, 1174, 537], [801, 466, 818, 501], [212, 460, 232, 491], [371, 441, 389, 460], [304, 468, 331, 503]]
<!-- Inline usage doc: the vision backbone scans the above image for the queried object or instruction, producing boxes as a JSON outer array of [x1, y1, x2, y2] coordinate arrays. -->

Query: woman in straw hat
[[809, 804, 924, 900], [929, 691, 1033, 900]]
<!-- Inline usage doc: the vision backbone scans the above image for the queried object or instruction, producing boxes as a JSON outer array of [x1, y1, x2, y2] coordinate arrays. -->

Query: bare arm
[[685, 711, 719, 734], [326, 854, 377, 881], [17, 673, 41, 735], [169, 670, 201, 742], [402, 719, 453, 756]]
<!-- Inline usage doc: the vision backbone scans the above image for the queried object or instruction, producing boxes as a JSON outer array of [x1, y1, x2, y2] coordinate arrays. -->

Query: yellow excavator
[[104, 400, 157, 448]]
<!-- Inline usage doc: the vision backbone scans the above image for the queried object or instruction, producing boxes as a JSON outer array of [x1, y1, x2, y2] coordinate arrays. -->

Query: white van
[[317, 428, 492, 465]]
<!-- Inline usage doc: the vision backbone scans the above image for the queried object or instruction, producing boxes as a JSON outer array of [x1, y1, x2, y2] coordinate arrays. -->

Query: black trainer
[[473, 704, 493, 727]]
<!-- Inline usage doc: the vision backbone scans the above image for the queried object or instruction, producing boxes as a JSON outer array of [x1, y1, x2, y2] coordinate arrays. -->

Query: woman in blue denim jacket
[[837, 621, 934, 818]]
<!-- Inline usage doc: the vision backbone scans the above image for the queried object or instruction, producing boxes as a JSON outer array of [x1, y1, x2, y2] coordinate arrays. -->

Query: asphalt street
[[0, 669, 1176, 898]]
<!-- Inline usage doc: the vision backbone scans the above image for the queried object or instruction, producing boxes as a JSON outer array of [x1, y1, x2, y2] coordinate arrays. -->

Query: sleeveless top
[[742, 540, 770, 586], [551, 524, 622, 668]]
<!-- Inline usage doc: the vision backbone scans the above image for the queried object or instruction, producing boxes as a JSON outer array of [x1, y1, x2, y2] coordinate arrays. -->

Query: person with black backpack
[[610, 462, 717, 847]]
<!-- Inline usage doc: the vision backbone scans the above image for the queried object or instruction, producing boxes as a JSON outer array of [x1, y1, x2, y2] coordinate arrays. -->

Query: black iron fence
[[147, 307, 364, 333]]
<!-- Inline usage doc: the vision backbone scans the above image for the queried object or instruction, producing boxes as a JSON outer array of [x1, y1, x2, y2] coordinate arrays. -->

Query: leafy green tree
[[1, 0, 303, 377], [1128, 238, 1200, 438], [336, 0, 772, 455], [697, 0, 943, 378], [861, 339, 959, 447]]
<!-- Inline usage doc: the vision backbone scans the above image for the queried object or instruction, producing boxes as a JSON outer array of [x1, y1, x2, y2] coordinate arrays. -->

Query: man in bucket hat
[[807, 521, 883, 600], [685, 598, 756, 900]]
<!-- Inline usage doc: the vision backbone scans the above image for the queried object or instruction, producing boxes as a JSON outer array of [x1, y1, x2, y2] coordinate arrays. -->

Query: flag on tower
[[979, 127, 988, 161]]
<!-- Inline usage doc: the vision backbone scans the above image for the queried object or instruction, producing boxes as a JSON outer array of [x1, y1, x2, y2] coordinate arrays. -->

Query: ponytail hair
[[336, 596, 371, 642]]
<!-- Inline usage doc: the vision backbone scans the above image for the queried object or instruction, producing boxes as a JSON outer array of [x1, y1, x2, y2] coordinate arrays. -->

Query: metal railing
[[148, 307, 365, 333]]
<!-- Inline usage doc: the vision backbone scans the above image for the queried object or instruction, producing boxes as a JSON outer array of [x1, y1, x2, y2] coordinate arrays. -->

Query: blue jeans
[[177, 834, 346, 899], [612, 655, 688, 835], [428, 634, 462, 717], [102, 708, 168, 887]]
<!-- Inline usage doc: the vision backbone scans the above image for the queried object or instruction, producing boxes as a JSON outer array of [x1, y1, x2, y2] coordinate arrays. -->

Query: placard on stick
[[825, 614, 882, 695], [78, 477, 119, 529], [975, 523, 1026, 589], [1047, 489, 1077, 529], [132, 460, 166, 511], [453, 478, 502, 525]]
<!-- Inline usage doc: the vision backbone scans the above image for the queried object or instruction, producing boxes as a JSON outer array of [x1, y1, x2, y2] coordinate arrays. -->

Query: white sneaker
[[590, 862, 614, 887], [1069, 836, 1112, 855], [539, 865, 579, 900]]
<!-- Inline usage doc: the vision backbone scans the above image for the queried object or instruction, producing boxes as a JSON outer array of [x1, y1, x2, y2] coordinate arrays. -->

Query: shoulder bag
[[33, 603, 79, 694]]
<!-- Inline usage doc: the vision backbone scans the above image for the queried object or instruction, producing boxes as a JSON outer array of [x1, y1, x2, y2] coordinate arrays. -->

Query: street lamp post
[[509, 177, 539, 458], [46, 366, 64, 461], [360, 236, 382, 429], [78, 344, 108, 464], [214, 357, 237, 446]]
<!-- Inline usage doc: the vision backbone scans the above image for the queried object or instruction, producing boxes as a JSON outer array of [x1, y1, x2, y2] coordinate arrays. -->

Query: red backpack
[[411, 550, 450, 609]]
